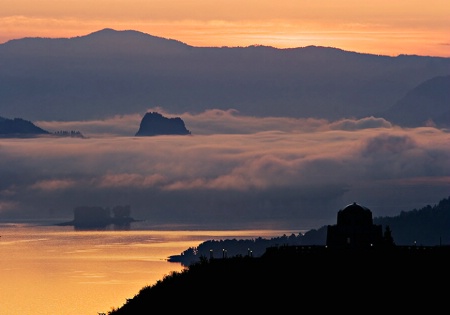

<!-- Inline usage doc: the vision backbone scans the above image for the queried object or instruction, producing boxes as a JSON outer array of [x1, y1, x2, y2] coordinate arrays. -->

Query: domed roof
[[337, 202, 373, 226], [342, 202, 370, 213]]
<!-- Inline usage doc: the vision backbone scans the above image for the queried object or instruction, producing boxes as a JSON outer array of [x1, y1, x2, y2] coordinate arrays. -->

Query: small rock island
[[56, 205, 140, 230], [135, 112, 191, 136]]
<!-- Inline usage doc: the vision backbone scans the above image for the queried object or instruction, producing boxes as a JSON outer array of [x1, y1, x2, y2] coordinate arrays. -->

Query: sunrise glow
[[1, 0, 449, 57]]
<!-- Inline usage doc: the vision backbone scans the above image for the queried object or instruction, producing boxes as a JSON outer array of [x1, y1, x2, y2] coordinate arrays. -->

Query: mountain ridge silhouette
[[1, 28, 449, 124]]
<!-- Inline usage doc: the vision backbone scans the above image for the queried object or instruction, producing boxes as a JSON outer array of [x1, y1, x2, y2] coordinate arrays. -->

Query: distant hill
[[1, 28, 449, 122], [0, 115, 85, 138], [379, 75, 450, 128], [135, 111, 191, 136], [0, 116, 50, 137]]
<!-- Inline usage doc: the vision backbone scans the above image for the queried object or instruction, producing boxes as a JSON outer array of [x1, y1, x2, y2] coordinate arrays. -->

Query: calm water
[[0, 221, 294, 315]]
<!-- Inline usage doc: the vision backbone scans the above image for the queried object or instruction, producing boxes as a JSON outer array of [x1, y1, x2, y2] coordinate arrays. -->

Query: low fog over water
[[1, 109, 449, 229]]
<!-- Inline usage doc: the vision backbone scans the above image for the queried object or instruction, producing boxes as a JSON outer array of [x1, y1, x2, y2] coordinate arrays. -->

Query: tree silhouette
[[383, 225, 395, 247]]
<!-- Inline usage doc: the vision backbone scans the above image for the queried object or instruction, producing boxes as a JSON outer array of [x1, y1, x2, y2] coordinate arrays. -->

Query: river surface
[[0, 221, 295, 315]]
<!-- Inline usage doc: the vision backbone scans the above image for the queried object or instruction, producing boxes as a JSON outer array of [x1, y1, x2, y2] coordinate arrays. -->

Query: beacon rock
[[135, 112, 191, 136]]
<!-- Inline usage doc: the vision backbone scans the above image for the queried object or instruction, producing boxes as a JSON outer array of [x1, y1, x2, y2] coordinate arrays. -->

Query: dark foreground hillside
[[107, 245, 450, 313]]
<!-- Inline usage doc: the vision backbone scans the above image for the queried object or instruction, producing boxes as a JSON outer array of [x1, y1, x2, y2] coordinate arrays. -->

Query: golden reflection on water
[[0, 223, 296, 315]]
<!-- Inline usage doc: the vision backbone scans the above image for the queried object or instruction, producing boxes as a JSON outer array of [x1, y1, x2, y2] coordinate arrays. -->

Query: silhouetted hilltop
[[135, 111, 191, 136], [77, 28, 191, 54], [2, 28, 191, 56], [0, 116, 50, 137]]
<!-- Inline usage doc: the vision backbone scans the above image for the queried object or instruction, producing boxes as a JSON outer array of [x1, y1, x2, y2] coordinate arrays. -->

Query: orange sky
[[1, 0, 449, 56]]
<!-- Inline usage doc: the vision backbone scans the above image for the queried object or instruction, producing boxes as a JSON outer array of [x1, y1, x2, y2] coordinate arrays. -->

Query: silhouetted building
[[326, 202, 383, 249], [73, 206, 111, 229]]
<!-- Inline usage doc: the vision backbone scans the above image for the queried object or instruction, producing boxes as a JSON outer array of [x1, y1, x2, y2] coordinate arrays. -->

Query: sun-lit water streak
[[0, 222, 297, 315]]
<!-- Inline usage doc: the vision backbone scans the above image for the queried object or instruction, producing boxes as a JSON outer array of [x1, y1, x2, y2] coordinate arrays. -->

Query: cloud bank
[[2, 109, 449, 230]]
